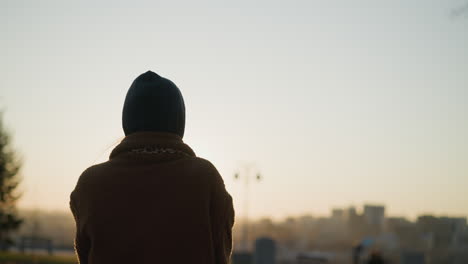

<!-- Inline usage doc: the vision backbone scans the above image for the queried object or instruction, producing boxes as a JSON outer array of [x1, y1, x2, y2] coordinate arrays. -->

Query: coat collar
[[109, 132, 195, 159]]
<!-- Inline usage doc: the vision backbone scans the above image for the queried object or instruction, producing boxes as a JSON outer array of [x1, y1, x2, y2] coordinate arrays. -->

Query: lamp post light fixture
[[234, 164, 262, 252]]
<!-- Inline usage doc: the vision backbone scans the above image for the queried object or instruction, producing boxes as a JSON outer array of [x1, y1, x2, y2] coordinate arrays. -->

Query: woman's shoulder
[[74, 160, 114, 187], [192, 156, 217, 169], [186, 157, 221, 176]]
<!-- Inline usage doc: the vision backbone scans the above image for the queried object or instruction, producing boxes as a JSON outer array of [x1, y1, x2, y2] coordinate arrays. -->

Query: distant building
[[345, 206, 365, 240], [344, 206, 359, 224], [346, 207, 358, 218], [363, 205, 385, 235], [386, 217, 410, 231], [331, 208, 345, 222], [417, 215, 467, 248]]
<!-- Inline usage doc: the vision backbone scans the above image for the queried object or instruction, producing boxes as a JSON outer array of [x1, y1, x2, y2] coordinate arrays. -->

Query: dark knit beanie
[[122, 71, 185, 137]]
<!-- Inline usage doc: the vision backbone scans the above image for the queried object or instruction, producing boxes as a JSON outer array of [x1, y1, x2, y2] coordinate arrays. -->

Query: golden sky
[[1, 0, 467, 220]]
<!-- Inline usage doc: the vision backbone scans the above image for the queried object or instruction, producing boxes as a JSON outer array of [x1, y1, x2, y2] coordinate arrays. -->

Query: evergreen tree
[[0, 113, 22, 250]]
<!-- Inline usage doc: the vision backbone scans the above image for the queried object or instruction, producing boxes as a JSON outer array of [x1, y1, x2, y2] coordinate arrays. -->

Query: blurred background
[[1, 0, 467, 263]]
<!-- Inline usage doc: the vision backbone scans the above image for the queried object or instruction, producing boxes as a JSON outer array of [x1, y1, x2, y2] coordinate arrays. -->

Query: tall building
[[331, 208, 345, 222], [363, 205, 385, 235]]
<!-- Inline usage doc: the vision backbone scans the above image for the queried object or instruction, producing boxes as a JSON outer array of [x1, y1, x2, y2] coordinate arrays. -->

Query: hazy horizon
[[2, 0, 467, 220], [15, 202, 467, 223]]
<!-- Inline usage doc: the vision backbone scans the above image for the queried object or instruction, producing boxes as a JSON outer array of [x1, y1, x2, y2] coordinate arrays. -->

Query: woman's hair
[[92, 136, 125, 164]]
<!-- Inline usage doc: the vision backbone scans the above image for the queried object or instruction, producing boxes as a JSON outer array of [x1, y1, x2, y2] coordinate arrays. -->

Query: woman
[[70, 71, 235, 264]]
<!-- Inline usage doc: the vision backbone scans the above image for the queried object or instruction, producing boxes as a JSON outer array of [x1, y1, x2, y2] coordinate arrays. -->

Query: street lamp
[[234, 164, 262, 252]]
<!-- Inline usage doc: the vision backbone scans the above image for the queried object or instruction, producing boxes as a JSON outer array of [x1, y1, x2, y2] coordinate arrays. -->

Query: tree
[[0, 112, 22, 250]]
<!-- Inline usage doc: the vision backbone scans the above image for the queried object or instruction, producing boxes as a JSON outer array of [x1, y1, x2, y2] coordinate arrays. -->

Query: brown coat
[[70, 132, 235, 264]]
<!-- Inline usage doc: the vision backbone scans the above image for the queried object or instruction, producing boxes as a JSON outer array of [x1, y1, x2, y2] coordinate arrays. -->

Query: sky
[[1, 0, 467, 220]]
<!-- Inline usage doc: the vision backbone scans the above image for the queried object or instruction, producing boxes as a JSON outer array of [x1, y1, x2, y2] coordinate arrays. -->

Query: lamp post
[[234, 164, 261, 252]]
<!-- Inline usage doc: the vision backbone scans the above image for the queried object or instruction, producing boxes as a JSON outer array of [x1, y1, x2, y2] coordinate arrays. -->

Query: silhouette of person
[[70, 71, 235, 264]]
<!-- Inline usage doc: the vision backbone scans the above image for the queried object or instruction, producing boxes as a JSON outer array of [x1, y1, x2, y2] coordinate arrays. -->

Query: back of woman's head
[[122, 71, 185, 137]]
